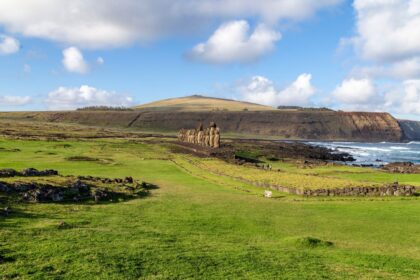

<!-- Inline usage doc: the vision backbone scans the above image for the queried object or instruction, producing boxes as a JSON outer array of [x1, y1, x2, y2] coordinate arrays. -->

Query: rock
[[124, 177, 133, 184], [0, 182, 12, 192], [0, 169, 18, 178], [92, 189, 109, 202], [21, 168, 58, 177], [51, 192, 64, 202], [21, 168, 41, 176], [14, 183, 36, 192], [382, 162, 420, 174], [264, 190, 273, 198]]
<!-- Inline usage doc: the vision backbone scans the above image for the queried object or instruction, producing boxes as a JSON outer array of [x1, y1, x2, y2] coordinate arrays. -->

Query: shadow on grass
[[0, 248, 16, 264]]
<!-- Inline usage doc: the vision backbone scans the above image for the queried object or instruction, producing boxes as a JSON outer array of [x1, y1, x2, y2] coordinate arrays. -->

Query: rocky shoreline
[[172, 139, 355, 163]]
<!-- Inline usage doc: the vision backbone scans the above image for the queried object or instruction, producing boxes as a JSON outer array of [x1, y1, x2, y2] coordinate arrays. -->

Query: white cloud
[[62, 47, 88, 74], [0, 95, 31, 106], [240, 74, 315, 107], [384, 80, 420, 115], [190, 21, 281, 63], [0, 34, 19, 55], [352, 0, 420, 62], [329, 78, 420, 116], [352, 57, 420, 80], [0, 0, 341, 49], [46, 85, 134, 110], [332, 78, 376, 105]]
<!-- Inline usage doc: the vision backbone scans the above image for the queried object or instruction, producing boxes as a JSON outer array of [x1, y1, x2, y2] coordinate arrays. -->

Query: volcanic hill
[[134, 95, 274, 112]]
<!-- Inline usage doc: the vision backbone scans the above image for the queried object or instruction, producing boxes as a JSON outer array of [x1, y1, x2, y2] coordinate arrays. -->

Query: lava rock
[[0, 169, 18, 178]]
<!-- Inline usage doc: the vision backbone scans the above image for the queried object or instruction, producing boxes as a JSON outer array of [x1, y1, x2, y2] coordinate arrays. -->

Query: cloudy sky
[[0, 0, 420, 120]]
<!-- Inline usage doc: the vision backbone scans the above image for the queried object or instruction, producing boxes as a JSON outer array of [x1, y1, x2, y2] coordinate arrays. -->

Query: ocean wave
[[350, 146, 392, 152], [400, 150, 420, 154], [390, 146, 410, 150], [308, 141, 420, 164], [337, 148, 370, 157]]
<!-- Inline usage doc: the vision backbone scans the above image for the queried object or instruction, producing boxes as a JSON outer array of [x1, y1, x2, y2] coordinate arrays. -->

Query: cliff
[[0, 110, 404, 142], [398, 120, 420, 140]]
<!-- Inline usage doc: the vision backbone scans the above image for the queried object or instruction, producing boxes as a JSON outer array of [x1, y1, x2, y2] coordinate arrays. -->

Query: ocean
[[307, 141, 420, 165]]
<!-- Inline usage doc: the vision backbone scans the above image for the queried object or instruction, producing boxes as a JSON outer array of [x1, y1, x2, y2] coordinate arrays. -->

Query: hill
[[134, 95, 275, 112]]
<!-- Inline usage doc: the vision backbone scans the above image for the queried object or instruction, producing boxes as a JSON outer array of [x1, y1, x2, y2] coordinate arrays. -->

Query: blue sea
[[308, 141, 420, 165]]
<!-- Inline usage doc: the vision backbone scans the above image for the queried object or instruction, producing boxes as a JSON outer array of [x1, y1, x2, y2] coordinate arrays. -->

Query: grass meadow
[[1, 136, 420, 279]]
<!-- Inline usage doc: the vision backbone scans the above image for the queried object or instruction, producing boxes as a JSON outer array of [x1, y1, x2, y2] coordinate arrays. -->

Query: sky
[[0, 0, 420, 120]]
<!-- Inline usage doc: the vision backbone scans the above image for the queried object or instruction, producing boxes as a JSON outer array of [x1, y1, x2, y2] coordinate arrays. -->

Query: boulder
[[21, 168, 58, 177], [0, 169, 18, 178], [264, 190, 273, 198]]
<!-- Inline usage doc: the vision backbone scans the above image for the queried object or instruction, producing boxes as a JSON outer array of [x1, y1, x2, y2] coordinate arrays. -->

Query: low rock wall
[[254, 182, 417, 197]]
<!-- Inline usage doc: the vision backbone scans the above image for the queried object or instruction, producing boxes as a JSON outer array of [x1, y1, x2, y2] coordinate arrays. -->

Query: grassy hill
[[134, 95, 275, 112]]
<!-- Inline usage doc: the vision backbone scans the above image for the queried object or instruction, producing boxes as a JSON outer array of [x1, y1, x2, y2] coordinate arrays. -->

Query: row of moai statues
[[178, 122, 221, 148]]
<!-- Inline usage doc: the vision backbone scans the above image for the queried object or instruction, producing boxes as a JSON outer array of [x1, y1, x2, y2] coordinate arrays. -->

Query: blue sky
[[0, 0, 420, 120]]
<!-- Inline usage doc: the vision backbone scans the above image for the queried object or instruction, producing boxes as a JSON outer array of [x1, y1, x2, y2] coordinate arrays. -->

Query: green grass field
[[1, 136, 420, 279]]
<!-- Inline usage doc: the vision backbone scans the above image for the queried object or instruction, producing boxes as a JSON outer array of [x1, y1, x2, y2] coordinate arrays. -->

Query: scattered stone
[[124, 177, 133, 184], [0, 182, 11, 192], [21, 168, 58, 177], [0, 169, 18, 177], [92, 189, 109, 203], [0, 168, 58, 178]]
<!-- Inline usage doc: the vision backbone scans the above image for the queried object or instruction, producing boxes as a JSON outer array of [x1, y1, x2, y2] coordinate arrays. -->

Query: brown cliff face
[[0, 110, 404, 141]]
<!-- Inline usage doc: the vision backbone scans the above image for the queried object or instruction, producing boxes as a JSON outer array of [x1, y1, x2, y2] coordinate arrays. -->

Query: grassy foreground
[[1, 136, 420, 279]]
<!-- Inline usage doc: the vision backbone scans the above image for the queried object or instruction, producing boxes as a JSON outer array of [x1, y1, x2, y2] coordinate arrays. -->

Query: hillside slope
[[134, 95, 274, 112]]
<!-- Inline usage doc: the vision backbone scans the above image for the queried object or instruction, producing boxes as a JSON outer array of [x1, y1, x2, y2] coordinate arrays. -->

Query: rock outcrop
[[382, 162, 420, 174], [0, 175, 152, 203], [0, 168, 58, 178]]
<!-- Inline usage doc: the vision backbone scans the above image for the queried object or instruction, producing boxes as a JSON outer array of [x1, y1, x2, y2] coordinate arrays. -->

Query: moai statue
[[190, 130, 195, 143], [209, 123, 216, 147], [197, 124, 204, 146], [179, 129, 186, 142], [195, 124, 202, 144], [187, 130, 193, 143], [177, 129, 182, 141], [194, 129, 199, 144], [204, 128, 210, 147], [214, 126, 221, 148]]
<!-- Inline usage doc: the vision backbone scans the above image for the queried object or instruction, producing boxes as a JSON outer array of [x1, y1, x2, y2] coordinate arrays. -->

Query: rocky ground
[[382, 162, 420, 174], [0, 168, 156, 207], [170, 139, 354, 164]]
